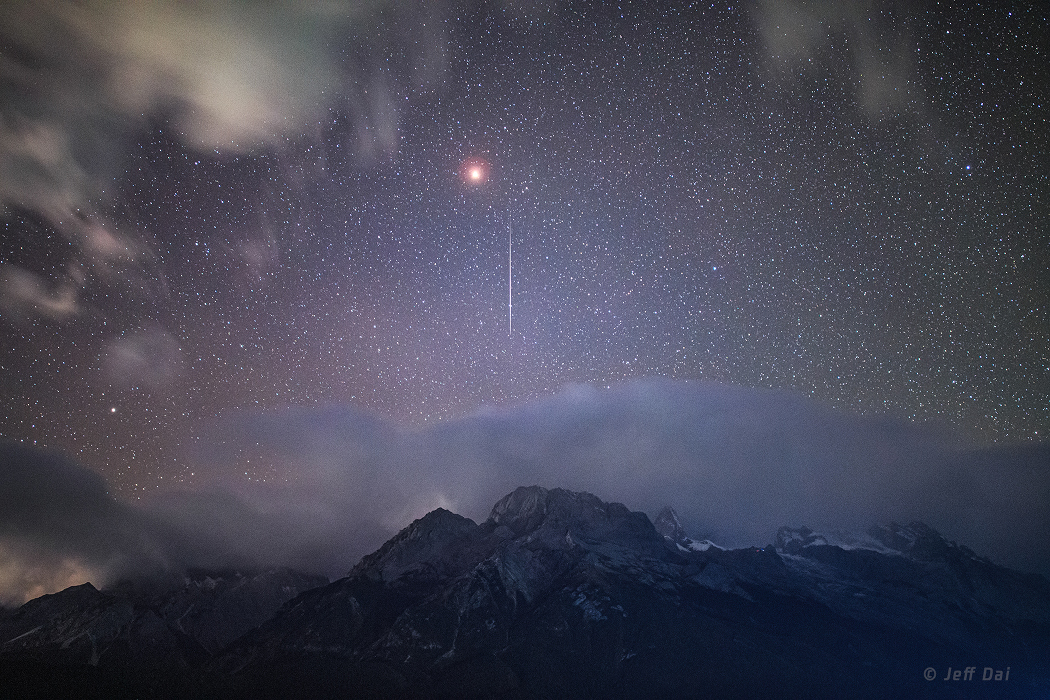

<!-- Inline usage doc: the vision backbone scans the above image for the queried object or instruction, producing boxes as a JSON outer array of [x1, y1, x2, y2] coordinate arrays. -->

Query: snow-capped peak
[[775, 522, 985, 564]]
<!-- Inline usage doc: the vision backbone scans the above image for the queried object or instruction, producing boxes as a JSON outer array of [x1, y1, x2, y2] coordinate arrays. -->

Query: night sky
[[1, 0, 1048, 503]]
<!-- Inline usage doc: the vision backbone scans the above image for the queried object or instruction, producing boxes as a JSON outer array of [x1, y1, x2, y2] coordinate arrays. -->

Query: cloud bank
[[0, 0, 468, 327], [3, 380, 1048, 606]]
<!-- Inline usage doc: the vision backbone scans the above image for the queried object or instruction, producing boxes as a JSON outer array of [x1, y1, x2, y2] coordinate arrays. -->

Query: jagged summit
[[867, 521, 984, 562], [348, 507, 479, 583], [774, 525, 875, 555], [653, 505, 686, 542], [487, 484, 553, 528], [485, 486, 664, 554], [344, 486, 670, 591], [487, 485, 641, 536], [654, 504, 722, 553]]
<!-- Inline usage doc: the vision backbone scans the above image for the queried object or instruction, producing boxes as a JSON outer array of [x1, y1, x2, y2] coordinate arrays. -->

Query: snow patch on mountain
[[654, 506, 723, 553]]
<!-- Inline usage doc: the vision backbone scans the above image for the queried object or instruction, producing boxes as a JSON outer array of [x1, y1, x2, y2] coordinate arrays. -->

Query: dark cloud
[[0, 441, 384, 604], [389, 381, 967, 542], [0, 445, 159, 604], [919, 443, 1050, 577]]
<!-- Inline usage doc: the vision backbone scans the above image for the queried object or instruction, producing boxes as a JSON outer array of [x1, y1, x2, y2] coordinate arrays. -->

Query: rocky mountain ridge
[[0, 567, 326, 697], [2, 486, 1049, 699], [211, 486, 1050, 698]]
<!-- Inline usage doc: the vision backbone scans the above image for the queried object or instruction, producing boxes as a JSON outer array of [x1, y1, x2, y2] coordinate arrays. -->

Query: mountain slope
[[214, 486, 1050, 699], [2, 486, 1048, 698], [0, 568, 326, 697]]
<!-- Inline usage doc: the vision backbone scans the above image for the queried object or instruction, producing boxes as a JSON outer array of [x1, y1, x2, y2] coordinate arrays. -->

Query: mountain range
[[2, 485, 1048, 698]]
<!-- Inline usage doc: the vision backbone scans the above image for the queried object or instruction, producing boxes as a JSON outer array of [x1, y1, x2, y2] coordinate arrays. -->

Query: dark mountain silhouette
[[0, 568, 326, 698], [2, 486, 1049, 698]]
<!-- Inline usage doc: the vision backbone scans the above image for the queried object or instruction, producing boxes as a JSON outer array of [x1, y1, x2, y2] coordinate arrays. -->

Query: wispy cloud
[[753, 0, 920, 118], [100, 325, 184, 390], [0, 264, 79, 321], [0, 0, 472, 322]]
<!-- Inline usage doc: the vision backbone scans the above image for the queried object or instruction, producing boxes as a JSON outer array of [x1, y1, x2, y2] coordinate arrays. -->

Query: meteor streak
[[508, 215, 513, 336]]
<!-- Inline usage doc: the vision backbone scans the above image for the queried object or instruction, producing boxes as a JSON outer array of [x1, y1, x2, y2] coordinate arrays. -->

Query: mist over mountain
[[2, 380, 1048, 606], [193, 380, 1050, 573], [0, 446, 163, 604]]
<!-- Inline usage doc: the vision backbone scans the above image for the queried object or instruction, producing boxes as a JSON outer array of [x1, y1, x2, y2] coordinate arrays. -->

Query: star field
[[0, 1, 1047, 496]]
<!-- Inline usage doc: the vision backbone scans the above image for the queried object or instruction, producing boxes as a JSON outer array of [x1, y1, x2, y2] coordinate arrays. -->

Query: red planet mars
[[459, 157, 490, 186]]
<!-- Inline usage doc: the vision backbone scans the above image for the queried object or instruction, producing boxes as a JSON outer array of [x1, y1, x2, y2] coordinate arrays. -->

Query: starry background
[[0, 0, 1047, 498]]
